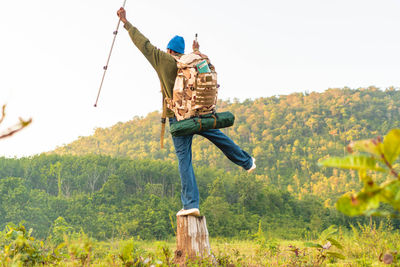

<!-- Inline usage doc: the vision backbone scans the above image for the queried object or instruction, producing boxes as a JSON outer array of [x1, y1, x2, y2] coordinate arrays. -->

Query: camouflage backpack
[[165, 51, 218, 121]]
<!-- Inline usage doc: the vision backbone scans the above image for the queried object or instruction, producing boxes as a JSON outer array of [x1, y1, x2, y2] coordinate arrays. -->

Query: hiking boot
[[247, 157, 256, 173], [176, 208, 200, 217]]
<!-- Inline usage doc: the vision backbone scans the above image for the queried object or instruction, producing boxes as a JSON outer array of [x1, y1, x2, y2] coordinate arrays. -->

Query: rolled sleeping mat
[[170, 111, 235, 137]]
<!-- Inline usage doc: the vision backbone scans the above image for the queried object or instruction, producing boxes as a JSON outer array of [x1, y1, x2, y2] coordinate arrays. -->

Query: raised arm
[[117, 7, 172, 70]]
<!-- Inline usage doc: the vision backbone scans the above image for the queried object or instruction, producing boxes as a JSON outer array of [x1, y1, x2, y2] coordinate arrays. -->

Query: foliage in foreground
[[320, 129, 400, 217], [1, 222, 400, 266]]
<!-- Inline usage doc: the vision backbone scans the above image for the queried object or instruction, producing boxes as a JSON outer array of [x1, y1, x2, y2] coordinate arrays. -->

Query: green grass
[[1, 223, 400, 266]]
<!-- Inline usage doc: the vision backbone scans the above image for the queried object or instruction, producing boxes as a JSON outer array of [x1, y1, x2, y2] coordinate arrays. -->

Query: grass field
[[1, 222, 400, 266]]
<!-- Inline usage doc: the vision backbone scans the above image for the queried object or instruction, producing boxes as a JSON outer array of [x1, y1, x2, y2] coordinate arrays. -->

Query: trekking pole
[[194, 33, 199, 52], [94, 0, 128, 107]]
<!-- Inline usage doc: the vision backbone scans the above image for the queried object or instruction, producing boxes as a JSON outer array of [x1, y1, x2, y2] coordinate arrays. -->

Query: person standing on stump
[[117, 7, 256, 217]]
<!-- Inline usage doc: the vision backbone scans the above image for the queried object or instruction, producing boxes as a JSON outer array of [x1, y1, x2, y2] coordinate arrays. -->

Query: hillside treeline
[[2, 87, 400, 241], [0, 154, 355, 240], [54, 87, 400, 204]]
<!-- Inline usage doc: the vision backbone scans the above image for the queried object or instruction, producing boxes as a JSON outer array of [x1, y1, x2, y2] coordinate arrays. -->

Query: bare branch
[[0, 105, 6, 124], [0, 114, 32, 140]]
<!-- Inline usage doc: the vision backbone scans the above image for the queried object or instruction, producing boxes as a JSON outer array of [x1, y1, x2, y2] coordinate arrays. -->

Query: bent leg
[[198, 129, 253, 170], [171, 134, 200, 210]]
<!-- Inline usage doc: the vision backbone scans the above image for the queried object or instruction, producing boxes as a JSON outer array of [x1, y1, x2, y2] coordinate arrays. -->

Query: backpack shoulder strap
[[160, 82, 169, 149]]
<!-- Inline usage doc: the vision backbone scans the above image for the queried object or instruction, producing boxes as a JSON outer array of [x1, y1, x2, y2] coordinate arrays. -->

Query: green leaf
[[358, 171, 380, 192], [380, 180, 400, 211], [348, 138, 383, 157], [320, 225, 337, 240], [383, 129, 400, 164], [304, 242, 323, 248], [363, 209, 391, 217], [319, 155, 386, 172], [336, 191, 381, 216], [326, 251, 346, 260], [326, 237, 343, 250], [28, 228, 33, 237]]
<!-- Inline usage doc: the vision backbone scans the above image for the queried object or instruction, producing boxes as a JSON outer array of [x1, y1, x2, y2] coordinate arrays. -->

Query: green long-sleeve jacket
[[124, 21, 177, 117]]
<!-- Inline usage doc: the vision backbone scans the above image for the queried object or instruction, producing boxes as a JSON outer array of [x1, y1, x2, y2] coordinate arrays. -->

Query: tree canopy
[[1, 87, 399, 240]]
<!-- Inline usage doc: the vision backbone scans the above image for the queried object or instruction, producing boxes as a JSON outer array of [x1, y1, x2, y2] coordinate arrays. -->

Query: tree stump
[[174, 215, 211, 265]]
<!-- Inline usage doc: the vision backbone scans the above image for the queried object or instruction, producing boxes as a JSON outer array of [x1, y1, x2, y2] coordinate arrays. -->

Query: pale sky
[[1, 0, 399, 157]]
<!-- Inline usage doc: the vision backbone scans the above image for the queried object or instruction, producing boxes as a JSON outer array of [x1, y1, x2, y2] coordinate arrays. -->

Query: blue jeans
[[169, 118, 253, 210]]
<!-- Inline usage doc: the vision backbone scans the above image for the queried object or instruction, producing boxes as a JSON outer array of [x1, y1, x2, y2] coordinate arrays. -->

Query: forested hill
[[53, 87, 400, 202]]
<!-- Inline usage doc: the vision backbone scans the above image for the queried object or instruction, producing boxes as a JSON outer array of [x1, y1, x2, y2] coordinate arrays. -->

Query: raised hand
[[117, 7, 127, 24]]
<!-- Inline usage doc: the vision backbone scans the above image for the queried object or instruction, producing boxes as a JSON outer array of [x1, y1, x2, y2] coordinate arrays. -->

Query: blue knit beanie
[[167, 35, 185, 54]]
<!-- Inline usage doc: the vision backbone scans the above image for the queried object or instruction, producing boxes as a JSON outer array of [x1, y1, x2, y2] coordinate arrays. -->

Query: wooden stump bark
[[174, 215, 211, 265]]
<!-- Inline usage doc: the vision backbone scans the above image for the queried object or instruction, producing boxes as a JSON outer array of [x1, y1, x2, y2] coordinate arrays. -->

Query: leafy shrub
[[304, 225, 345, 264], [0, 223, 47, 266], [320, 129, 400, 217]]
